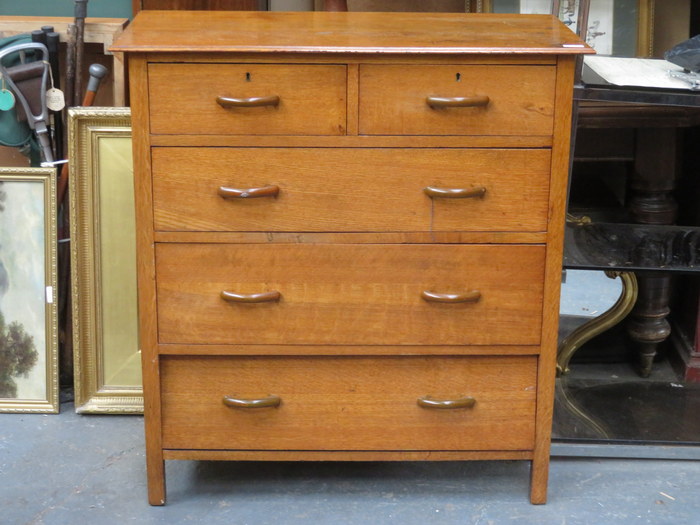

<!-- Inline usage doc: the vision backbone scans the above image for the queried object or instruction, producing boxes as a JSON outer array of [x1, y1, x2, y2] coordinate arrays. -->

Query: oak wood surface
[[148, 134, 554, 148], [110, 11, 594, 55], [163, 450, 533, 461], [148, 64, 346, 135], [157, 344, 540, 356], [144, 53, 558, 65], [155, 243, 545, 346], [359, 65, 556, 136], [119, 9, 589, 505], [128, 56, 166, 506], [151, 148, 551, 232], [153, 231, 549, 244], [160, 355, 537, 451], [529, 56, 577, 505]]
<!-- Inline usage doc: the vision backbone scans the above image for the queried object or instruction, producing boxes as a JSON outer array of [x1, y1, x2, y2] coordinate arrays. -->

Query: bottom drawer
[[160, 355, 537, 451]]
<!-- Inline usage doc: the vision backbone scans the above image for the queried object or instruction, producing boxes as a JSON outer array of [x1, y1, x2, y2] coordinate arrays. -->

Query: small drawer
[[151, 147, 551, 233], [155, 243, 545, 346], [148, 63, 346, 135], [160, 355, 537, 451], [359, 65, 555, 136]]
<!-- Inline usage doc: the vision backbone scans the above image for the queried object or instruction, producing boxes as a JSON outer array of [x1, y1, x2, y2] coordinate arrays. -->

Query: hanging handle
[[223, 395, 282, 408], [218, 185, 280, 199], [220, 290, 281, 303], [217, 95, 280, 108], [426, 95, 490, 108], [421, 290, 481, 303], [423, 186, 486, 199], [417, 396, 476, 409]]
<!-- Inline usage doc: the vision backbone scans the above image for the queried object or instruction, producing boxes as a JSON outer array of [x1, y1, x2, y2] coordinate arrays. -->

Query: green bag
[[0, 34, 40, 165]]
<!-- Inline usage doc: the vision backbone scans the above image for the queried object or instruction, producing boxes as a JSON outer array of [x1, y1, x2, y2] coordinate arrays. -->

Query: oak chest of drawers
[[112, 11, 590, 505]]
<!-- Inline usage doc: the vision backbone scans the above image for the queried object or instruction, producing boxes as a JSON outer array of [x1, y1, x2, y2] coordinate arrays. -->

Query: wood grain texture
[[128, 56, 166, 506], [144, 53, 558, 66], [120, 10, 589, 504], [110, 11, 595, 55], [530, 55, 577, 505], [359, 65, 556, 136], [149, 64, 346, 135], [149, 134, 554, 148], [153, 231, 548, 244], [160, 355, 537, 451], [155, 243, 545, 345], [163, 450, 533, 461], [151, 148, 551, 232], [158, 344, 540, 356]]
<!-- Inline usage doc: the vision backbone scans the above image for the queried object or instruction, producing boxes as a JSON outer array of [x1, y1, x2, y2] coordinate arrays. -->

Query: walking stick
[[46, 31, 64, 161], [65, 24, 76, 109], [57, 63, 108, 206], [73, 0, 89, 105]]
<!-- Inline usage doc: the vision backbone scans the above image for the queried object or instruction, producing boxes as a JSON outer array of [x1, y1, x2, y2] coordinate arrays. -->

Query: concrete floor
[[2, 400, 700, 524]]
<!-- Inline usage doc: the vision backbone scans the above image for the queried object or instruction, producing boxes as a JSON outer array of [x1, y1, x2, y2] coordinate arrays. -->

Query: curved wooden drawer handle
[[421, 290, 481, 303], [217, 95, 280, 108], [220, 290, 281, 303], [424, 186, 486, 199], [218, 185, 280, 199], [223, 395, 281, 409], [417, 396, 476, 409], [426, 95, 490, 108]]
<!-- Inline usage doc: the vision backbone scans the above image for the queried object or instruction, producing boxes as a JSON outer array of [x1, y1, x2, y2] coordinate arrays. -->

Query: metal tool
[[0, 42, 54, 163]]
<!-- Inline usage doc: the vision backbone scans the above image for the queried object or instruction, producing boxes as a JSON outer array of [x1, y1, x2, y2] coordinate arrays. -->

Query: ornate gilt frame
[[479, 0, 654, 57], [0, 167, 58, 413], [69, 107, 142, 414]]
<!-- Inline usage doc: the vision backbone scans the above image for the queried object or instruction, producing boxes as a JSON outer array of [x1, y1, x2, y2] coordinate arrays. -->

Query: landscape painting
[[0, 168, 58, 413]]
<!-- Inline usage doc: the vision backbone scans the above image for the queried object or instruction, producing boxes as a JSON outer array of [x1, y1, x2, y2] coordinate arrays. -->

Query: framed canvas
[[0, 167, 58, 413], [481, 0, 654, 57], [68, 107, 142, 414]]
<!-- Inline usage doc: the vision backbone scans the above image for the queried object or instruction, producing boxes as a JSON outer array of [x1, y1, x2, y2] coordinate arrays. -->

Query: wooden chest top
[[111, 11, 593, 56]]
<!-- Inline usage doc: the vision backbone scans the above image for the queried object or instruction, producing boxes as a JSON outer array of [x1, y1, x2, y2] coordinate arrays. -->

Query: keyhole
[[246, 72, 252, 82], [456, 73, 461, 82]]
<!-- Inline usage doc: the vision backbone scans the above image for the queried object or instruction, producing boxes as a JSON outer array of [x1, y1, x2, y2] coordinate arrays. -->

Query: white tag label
[[46, 286, 54, 304], [46, 88, 65, 111]]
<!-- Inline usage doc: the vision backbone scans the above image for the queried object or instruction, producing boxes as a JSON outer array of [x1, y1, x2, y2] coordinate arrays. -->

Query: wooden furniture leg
[[324, 0, 348, 10], [625, 128, 679, 376]]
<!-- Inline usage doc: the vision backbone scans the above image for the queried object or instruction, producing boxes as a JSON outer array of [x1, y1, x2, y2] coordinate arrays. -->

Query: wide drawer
[[148, 64, 347, 135], [359, 65, 555, 136], [151, 148, 551, 233], [160, 355, 537, 451], [156, 243, 545, 345]]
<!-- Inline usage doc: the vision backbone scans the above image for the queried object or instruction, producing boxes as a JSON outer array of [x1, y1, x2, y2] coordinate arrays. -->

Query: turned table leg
[[626, 128, 679, 376], [626, 272, 672, 377]]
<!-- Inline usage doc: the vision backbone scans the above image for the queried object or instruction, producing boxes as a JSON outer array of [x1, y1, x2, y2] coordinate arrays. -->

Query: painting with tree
[[0, 168, 58, 413]]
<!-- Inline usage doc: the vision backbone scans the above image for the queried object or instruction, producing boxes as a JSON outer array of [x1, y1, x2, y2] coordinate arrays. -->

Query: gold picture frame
[[0, 167, 58, 413], [69, 107, 142, 414], [480, 0, 654, 57]]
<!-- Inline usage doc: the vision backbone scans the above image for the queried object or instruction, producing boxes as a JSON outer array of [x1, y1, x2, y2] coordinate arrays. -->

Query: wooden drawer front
[[156, 243, 544, 345], [160, 355, 537, 451], [148, 64, 346, 135], [152, 147, 551, 232], [359, 65, 555, 136]]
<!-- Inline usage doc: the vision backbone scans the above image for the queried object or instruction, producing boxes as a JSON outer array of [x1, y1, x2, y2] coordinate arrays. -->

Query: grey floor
[[2, 399, 700, 525]]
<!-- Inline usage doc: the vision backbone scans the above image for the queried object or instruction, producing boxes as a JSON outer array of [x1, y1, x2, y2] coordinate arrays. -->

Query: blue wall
[[0, 0, 132, 19]]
